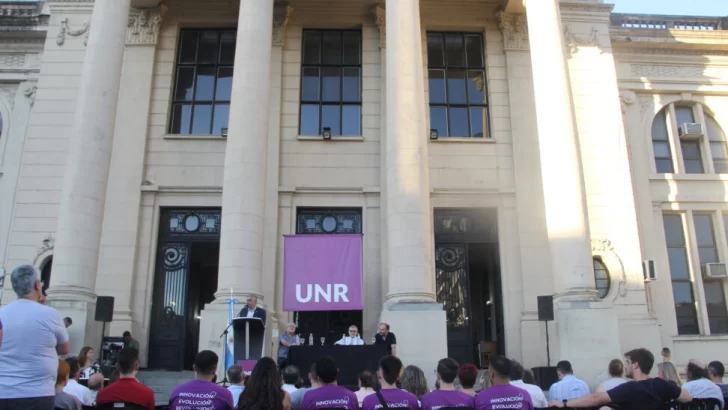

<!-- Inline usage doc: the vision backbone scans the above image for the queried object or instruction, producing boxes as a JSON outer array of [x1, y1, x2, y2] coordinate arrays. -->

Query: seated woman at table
[[334, 325, 364, 346]]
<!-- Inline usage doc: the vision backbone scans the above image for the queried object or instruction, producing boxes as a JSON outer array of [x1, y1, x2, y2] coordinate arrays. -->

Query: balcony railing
[[611, 13, 727, 31]]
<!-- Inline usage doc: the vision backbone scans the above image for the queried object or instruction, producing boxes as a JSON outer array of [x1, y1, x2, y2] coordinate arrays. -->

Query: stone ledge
[[296, 135, 365, 142], [430, 137, 496, 143], [162, 134, 226, 141]]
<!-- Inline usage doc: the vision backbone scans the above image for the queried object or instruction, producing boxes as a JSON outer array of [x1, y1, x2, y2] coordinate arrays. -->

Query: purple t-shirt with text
[[169, 379, 234, 410], [361, 388, 419, 410], [300, 384, 358, 410], [422, 389, 475, 410], [475, 384, 533, 410]]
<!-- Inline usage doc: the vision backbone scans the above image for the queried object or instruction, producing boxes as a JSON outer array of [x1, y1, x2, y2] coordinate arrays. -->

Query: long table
[[288, 345, 388, 388]]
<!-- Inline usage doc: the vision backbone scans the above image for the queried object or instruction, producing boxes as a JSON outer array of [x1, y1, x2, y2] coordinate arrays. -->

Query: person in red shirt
[[96, 347, 155, 410]]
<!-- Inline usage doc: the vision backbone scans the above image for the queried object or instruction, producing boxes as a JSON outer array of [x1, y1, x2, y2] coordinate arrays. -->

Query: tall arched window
[[651, 109, 674, 173], [707, 114, 728, 174], [593, 258, 611, 299]]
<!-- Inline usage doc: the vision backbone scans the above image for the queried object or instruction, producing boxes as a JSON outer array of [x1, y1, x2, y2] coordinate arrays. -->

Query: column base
[[380, 301, 446, 389], [554, 299, 622, 389], [48, 299, 104, 357]]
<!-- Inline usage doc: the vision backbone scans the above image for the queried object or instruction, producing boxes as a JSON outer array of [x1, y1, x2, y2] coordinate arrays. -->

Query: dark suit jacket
[[237, 306, 266, 326]]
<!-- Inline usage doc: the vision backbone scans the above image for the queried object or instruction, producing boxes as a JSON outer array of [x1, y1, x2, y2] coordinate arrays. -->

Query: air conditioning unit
[[643, 260, 657, 282], [678, 123, 704, 140], [703, 263, 728, 279]]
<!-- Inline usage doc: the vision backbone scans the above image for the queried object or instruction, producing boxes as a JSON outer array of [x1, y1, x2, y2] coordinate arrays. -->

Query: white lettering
[[296, 284, 312, 303], [315, 284, 332, 302], [334, 284, 349, 302]]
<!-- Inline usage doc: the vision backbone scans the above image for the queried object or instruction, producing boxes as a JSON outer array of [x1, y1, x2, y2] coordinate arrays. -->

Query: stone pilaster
[[48, 0, 131, 349], [524, 0, 621, 386], [373, 5, 389, 302], [380, 0, 446, 389], [96, 4, 166, 356]]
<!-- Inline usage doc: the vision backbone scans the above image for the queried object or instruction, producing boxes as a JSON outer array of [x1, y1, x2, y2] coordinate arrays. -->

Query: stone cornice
[[272, 5, 293, 47], [613, 46, 728, 57], [372, 5, 385, 48], [559, 2, 614, 14], [496, 11, 528, 51], [127, 4, 166, 46]]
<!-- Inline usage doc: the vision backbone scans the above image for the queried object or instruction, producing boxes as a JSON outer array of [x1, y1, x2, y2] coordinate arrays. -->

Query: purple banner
[[237, 360, 257, 376], [283, 234, 363, 311]]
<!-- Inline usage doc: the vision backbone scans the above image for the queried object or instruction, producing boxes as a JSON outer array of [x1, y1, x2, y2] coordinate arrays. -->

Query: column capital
[[126, 4, 167, 46], [372, 5, 385, 48], [496, 11, 528, 51], [272, 5, 293, 47]]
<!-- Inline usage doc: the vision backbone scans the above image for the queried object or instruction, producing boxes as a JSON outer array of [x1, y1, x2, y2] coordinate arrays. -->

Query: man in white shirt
[[596, 359, 629, 392], [0, 264, 70, 410], [683, 359, 724, 408], [64, 357, 94, 406], [282, 365, 300, 394], [334, 325, 364, 346], [548, 360, 590, 401], [509, 360, 548, 407]]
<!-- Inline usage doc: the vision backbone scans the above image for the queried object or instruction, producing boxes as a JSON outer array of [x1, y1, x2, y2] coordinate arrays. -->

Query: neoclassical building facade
[[0, 0, 727, 383]]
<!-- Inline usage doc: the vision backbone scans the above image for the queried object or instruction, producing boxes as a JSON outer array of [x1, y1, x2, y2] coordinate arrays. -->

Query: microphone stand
[[217, 321, 234, 387]]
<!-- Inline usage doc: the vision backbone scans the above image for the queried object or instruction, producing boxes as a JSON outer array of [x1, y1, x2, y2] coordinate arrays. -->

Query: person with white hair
[[0, 264, 70, 410], [335, 325, 364, 345], [278, 322, 300, 368]]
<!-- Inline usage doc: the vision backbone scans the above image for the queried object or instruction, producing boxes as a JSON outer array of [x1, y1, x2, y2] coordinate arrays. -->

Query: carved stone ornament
[[272, 5, 293, 47], [563, 25, 602, 56], [373, 5, 385, 48], [23, 82, 37, 107], [57, 17, 90, 47], [0, 86, 17, 111], [496, 12, 528, 51], [37, 234, 55, 256], [619, 90, 636, 114], [591, 238, 628, 301], [127, 5, 167, 46]]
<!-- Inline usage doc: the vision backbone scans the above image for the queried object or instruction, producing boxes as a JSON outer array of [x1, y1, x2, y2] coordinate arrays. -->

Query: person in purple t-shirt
[[422, 358, 475, 410], [300, 355, 357, 410], [475, 356, 533, 410], [362, 356, 419, 410], [169, 350, 234, 410]]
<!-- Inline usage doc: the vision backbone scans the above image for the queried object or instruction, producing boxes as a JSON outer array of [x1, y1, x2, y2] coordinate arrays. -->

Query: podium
[[232, 317, 265, 361]]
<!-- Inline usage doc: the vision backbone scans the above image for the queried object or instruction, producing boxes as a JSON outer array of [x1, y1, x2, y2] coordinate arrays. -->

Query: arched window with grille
[[706, 114, 728, 174], [593, 258, 610, 299]]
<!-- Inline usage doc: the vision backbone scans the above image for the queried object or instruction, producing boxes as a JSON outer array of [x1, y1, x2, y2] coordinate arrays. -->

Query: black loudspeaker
[[532, 366, 558, 391], [537, 295, 554, 322], [95, 296, 114, 322]]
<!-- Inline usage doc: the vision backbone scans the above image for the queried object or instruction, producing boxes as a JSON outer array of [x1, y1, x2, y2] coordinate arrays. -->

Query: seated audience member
[[237, 357, 290, 410], [683, 359, 725, 408], [290, 383, 314, 410], [596, 359, 629, 392], [549, 348, 692, 410], [476, 355, 533, 410], [63, 357, 93, 406], [55, 359, 82, 410], [64, 317, 73, 329], [300, 355, 357, 410], [283, 365, 300, 394], [661, 347, 672, 363], [170, 350, 234, 410], [334, 325, 364, 346], [96, 347, 155, 410], [548, 360, 590, 401], [422, 358, 474, 410], [226, 364, 245, 408], [400, 365, 429, 401], [77, 346, 96, 379], [522, 369, 536, 385], [362, 355, 418, 410], [509, 360, 547, 408], [658, 361, 683, 386], [458, 364, 479, 396], [708, 361, 728, 400], [0, 265, 70, 409], [87, 373, 105, 405], [355, 370, 376, 406]]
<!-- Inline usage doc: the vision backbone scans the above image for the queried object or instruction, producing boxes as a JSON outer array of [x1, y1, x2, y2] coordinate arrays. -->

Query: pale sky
[[610, 0, 728, 17]]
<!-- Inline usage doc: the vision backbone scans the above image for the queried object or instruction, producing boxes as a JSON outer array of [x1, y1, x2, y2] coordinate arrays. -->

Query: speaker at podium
[[232, 317, 265, 362]]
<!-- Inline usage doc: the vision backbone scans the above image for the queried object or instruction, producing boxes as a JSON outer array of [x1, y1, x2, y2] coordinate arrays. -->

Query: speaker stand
[[543, 319, 551, 367], [98, 321, 106, 370]]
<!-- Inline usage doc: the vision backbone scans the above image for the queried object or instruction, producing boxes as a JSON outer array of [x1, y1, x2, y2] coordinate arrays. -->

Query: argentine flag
[[225, 296, 238, 370]]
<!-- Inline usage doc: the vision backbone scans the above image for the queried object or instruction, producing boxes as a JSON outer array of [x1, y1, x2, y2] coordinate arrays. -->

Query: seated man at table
[[335, 325, 364, 346], [300, 355, 357, 410]]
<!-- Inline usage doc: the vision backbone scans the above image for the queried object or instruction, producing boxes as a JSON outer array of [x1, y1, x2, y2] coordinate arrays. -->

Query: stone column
[[216, 0, 275, 303], [524, 0, 621, 386], [97, 5, 167, 346], [525, 0, 594, 297], [380, 0, 446, 388], [49, 0, 130, 300]]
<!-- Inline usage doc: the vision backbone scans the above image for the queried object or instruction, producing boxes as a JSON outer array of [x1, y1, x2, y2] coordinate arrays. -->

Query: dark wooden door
[[435, 243, 474, 366]]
